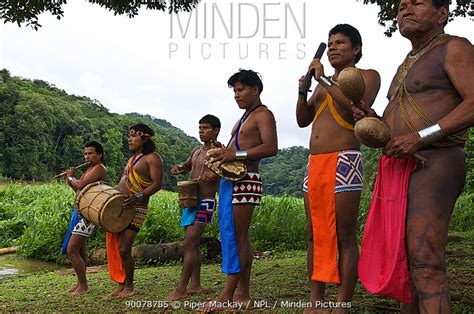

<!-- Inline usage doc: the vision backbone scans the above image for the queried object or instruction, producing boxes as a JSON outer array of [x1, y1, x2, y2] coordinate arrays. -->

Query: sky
[[0, 0, 472, 149]]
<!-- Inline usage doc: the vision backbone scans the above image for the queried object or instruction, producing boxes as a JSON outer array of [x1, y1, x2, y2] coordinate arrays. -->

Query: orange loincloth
[[307, 152, 340, 283], [106, 232, 125, 283]]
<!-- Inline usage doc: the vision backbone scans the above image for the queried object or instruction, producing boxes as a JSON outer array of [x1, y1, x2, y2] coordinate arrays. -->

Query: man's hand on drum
[[207, 147, 236, 163], [123, 194, 137, 208]]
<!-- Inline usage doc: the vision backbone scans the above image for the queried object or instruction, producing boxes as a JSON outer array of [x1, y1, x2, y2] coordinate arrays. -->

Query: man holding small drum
[[166, 114, 222, 301]]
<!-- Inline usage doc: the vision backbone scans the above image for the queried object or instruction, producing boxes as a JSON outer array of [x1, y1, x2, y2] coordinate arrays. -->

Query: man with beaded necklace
[[355, 0, 473, 312]]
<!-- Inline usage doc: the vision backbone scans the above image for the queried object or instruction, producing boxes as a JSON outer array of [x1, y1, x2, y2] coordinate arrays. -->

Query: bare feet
[[68, 284, 88, 297], [103, 285, 124, 300], [117, 288, 135, 298], [67, 283, 79, 293], [186, 287, 214, 295], [165, 289, 188, 301]]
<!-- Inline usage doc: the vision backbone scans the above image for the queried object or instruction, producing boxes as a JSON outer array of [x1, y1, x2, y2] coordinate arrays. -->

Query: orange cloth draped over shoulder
[[313, 93, 354, 131]]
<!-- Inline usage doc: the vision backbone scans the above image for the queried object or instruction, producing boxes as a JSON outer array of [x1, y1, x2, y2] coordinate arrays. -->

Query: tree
[[0, 69, 199, 188], [359, 0, 473, 36], [0, 0, 200, 30], [260, 146, 310, 197]]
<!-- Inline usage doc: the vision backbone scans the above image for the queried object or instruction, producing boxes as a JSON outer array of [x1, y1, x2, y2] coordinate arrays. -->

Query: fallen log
[[88, 237, 221, 265], [58, 265, 107, 276], [0, 246, 18, 255]]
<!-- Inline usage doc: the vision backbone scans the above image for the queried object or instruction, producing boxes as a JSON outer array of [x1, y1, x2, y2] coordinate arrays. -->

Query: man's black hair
[[227, 69, 264, 94], [84, 141, 104, 163], [432, 0, 450, 25], [433, 0, 450, 8], [328, 24, 363, 63], [129, 123, 156, 155], [199, 114, 221, 129]]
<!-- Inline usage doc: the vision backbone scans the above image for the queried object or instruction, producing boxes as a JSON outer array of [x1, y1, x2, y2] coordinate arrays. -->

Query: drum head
[[220, 161, 247, 181], [75, 181, 105, 210], [204, 149, 247, 181], [100, 194, 132, 233]]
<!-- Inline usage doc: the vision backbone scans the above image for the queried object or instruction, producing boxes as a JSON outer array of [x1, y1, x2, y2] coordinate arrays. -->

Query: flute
[[54, 161, 90, 178]]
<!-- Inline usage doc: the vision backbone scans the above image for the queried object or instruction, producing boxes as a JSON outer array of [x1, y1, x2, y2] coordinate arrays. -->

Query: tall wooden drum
[[75, 182, 131, 233], [177, 180, 198, 209]]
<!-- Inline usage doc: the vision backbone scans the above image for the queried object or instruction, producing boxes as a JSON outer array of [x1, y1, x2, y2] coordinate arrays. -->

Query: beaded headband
[[128, 129, 151, 138]]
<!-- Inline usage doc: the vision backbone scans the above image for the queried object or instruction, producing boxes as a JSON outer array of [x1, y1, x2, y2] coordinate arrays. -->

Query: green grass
[[1, 231, 472, 312], [0, 183, 308, 262], [1, 182, 472, 312], [0, 183, 472, 264]]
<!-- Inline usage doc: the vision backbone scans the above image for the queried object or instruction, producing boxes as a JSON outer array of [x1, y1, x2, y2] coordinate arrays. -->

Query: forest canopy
[[1, 68, 472, 195]]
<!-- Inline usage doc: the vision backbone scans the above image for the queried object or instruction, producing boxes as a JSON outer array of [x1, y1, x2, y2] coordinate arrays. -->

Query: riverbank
[[1, 231, 473, 312], [0, 253, 66, 276]]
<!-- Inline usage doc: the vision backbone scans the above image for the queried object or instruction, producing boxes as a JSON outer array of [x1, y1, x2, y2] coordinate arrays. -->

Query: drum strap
[[126, 154, 152, 193], [193, 148, 207, 181], [228, 104, 264, 150]]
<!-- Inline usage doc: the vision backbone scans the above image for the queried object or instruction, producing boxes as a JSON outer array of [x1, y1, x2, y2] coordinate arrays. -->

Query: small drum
[[205, 148, 247, 181], [75, 182, 131, 233], [177, 180, 198, 209]]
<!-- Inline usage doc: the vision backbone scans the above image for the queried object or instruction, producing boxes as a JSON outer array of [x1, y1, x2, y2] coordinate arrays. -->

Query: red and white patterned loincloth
[[232, 172, 263, 204]]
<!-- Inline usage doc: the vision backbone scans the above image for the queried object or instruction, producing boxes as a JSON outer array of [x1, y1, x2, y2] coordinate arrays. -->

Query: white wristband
[[418, 124, 444, 145], [135, 192, 144, 202], [317, 75, 334, 89], [67, 176, 74, 182], [235, 150, 247, 160]]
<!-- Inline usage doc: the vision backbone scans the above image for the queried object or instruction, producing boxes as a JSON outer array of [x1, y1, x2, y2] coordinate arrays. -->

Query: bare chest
[[129, 157, 151, 180], [191, 149, 207, 172], [384, 58, 461, 134], [229, 117, 260, 149]]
